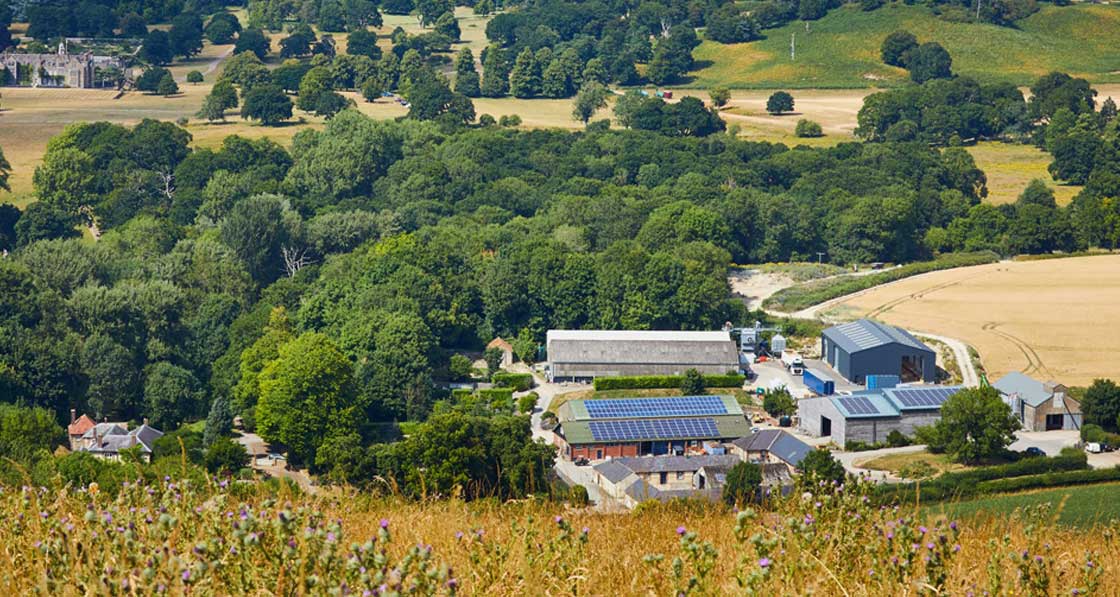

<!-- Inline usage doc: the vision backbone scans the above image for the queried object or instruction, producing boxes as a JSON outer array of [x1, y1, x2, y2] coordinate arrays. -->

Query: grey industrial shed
[[798, 385, 964, 446], [821, 319, 936, 384], [546, 330, 740, 382]]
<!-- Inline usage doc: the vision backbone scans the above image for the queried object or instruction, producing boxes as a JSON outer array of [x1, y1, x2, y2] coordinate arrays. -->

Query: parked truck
[[781, 352, 804, 375]]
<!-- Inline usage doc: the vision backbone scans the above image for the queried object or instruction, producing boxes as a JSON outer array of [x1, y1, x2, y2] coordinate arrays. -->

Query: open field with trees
[[689, 4, 1120, 89], [822, 255, 1120, 385]]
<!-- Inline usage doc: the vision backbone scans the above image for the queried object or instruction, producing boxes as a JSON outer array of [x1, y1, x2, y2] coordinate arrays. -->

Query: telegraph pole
[[790, 33, 795, 61]]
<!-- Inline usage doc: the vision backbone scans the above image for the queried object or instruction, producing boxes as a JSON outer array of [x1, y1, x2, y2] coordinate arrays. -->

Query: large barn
[[546, 329, 740, 382], [821, 319, 936, 384], [555, 395, 751, 461], [798, 385, 964, 446]]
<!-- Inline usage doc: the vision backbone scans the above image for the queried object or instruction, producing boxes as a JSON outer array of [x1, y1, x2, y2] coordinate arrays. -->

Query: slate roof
[[81, 423, 164, 454], [732, 429, 813, 467], [992, 372, 1055, 407], [594, 459, 636, 484], [81, 423, 129, 440], [607, 454, 741, 475], [823, 319, 933, 355]]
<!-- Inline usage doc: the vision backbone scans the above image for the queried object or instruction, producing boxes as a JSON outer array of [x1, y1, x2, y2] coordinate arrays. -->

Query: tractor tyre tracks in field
[[982, 322, 1052, 379]]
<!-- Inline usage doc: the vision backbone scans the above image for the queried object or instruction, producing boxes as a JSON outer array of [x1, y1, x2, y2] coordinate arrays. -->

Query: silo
[[770, 333, 787, 355]]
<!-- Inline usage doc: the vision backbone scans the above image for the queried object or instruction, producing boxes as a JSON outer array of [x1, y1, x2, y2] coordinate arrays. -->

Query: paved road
[[176, 45, 235, 83], [234, 430, 317, 493], [837, 444, 926, 483]]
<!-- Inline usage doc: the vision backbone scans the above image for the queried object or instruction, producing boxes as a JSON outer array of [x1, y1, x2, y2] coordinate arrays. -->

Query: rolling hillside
[[689, 3, 1120, 88]]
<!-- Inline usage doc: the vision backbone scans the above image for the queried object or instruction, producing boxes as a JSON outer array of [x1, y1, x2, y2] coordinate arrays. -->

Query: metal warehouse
[[797, 385, 964, 446], [546, 329, 739, 382], [555, 395, 751, 461], [821, 319, 936, 384]]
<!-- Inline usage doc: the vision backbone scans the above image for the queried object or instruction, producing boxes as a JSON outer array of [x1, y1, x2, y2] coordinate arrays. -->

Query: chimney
[[142, 417, 149, 427], [70, 409, 76, 425]]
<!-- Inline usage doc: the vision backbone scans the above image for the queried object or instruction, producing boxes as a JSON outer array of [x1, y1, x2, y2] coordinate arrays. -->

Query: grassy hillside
[[689, 4, 1120, 88], [929, 482, 1120, 528]]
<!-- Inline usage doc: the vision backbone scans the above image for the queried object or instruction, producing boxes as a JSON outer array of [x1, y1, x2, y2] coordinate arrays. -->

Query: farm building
[[486, 337, 514, 368], [821, 319, 936, 384], [555, 395, 751, 461], [798, 385, 964, 446], [545, 329, 739, 382], [992, 372, 1082, 432], [729, 429, 813, 472], [67, 412, 164, 462], [593, 453, 793, 508]]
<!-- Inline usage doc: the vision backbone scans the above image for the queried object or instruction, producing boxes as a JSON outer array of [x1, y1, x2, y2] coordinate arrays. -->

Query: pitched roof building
[[992, 372, 1081, 432], [821, 319, 935, 384], [68, 415, 164, 462], [546, 329, 740, 382], [798, 385, 965, 446], [730, 429, 813, 469]]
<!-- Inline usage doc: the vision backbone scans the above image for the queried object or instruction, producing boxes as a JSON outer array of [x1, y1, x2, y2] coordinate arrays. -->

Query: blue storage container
[[802, 367, 835, 396], [866, 374, 900, 390]]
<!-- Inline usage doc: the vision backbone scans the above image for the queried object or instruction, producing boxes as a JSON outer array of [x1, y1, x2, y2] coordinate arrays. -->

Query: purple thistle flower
[[676, 526, 687, 536], [953, 544, 961, 553], [926, 543, 935, 550], [455, 531, 464, 540], [379, 518, 389, 529], [554, 515, 563, 525], [949, 521, 958, 531], [758, 557, 771, 568], [182, 569, 190, 582], [581, 526, 590, 535], [919, 526, 927, 534], [1035, 555, 1044, 563]]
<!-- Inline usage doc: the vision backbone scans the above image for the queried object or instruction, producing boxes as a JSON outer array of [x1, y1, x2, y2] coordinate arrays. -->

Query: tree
[[880, 30, 918, 67], [449, 354, 472, 381], [33, 147, 94, 214], [647, 26, 699, 85], [120, 13, 149, 38], [144, 361, 203, 429], [705, 7, 759, 43], [220, 52, 272, 89], [235, 28, 270, 59], [297, 66, 334, 112], [766, 91, 794, 115], [81, 334, 140, 421], [347, 29, 381, 59], [434, 12, 460, 41], [480, 46, 510, 97], [204, 436, 249, 473], [0, 146, 10, 192], [680, 368, 706, 395], [197, 93, 228, 122], [314, 91, 352, 118], [220, 194, 289, 284], [795, 119, 823, 137], [1017, 179, 1057, 208], [416, 0, 452, 26], [508, 47, 541, 99], [572, 81, 609, 124], [907, 42, 952, 83], [136, 67, 172, 92], [140, 30, 173, 65], [1082, 378, 1120, 431], [762, 387, 796, 417], [484, 346, 504, 376], [0, 404, 65, 464], [168, 13, 204, 58], [798, 0, 827, 20], [205, 13, 241, 45], [187, 70, 204, 84], [156, 73, 179, 96], [280, 25, 315, 58], [1029, 72, 1096, 120], [256, 332, 359, 466], [203, 393, 233, 446], [454, 48, 480, 97], [241, 84, 293, 125], [915, 387, 1020, 464], [722, 461, 762, 505], [709, 87, 731, 108], [798, 448, 846, 487], [14, 202, 79, 246]]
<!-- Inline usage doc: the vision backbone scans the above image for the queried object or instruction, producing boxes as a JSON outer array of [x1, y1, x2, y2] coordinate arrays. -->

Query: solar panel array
[[837, 396, 880, 416], [588, 418, 720, 442], [891, 386, 960, 408], [583, 396, 729, 419]]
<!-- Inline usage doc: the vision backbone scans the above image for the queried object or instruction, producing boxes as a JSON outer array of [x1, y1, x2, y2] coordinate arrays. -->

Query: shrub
[[680, 369, 706, 395], [594, 374, 745, 391], [764, 252, 1000, 312], [498, 114, 522, 127], [186, 70, 204, 83], [794, 119, 823, 138], [492, 372, 534, 392], [518, 392, 538, 414], [568, 483, 589, 506], [976, 467, 1120, 494], [478, 387, 514, 412], [886, 430, 911, 447]]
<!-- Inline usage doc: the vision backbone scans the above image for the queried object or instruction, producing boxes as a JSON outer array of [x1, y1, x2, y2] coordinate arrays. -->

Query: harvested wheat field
[[821, 255, 1120, 386]]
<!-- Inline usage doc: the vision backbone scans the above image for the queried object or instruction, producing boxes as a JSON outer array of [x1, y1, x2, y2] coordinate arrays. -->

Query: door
[[1045, 414, 1064, 431], [595, 449, 603, 460], [821, 416, 832, 436]]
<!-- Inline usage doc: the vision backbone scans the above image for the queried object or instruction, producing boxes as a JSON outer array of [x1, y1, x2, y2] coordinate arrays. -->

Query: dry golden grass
[[859, 451, 966, 476], [822, 255, 1120, 386], [967, 141, 1081, 206]]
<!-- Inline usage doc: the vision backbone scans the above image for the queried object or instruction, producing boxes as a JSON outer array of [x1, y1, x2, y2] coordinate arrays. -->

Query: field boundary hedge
[[491, 373, 534, 392], [762, 251, 1000, 313], [594, 374, 746, 391], [875, 453, 1090, 504]]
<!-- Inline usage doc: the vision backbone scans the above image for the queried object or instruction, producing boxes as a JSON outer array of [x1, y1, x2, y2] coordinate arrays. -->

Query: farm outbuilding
[[821, 319, 936, 384], [992, 372, 1082, 432], [798, 385, 964, 446], [545, 329, 739, 382]]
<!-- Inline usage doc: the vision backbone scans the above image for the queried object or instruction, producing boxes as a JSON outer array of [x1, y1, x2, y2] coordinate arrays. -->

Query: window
[[676, 472, 684, 480], [659, 472, 668, 484]]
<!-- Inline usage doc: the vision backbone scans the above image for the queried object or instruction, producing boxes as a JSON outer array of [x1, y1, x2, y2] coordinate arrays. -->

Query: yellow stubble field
[[821, 255, 1120, 386]]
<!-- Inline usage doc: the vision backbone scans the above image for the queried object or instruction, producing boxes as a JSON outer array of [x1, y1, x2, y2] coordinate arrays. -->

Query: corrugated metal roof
[[822, 319, 932, 355], [992, 372, 1054, 407], [829, 392, 901, 418], [547, 330, 739, 367], [547, 330, 733, 342]]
